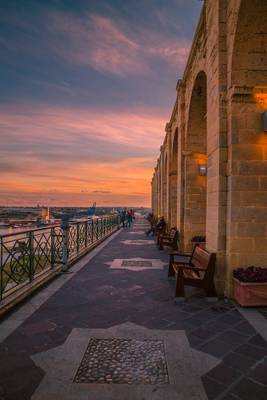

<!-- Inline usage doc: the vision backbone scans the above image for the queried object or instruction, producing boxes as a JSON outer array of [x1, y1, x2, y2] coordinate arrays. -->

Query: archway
[[226, 0, 267, 289], [163, 154, 168, 220], [158, 163, 162, 217], [183, 71, 207, 250], [231, 0, 267, 87], [169, 129, 178, 228]]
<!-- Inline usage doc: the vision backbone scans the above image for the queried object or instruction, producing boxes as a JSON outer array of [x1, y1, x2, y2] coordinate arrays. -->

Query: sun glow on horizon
[[1, 105, 168, 207]]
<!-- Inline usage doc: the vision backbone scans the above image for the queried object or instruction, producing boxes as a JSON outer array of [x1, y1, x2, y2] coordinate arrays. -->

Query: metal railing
[[0, 215, 120, 301]]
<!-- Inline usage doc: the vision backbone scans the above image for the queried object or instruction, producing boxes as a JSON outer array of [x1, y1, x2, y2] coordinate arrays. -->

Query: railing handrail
[[0, 215, 115, 238], [0, 214, 120, 307], [0, 224, 61, 238]]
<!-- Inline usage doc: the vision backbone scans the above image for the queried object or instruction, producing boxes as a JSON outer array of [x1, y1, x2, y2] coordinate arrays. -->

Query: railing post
[[101, 218, 103, 238], [76, 223, 80, 254], [61, 215, 70, 272], [91, 219, 95, 243], [99, 218, 102, 239], [96, 219, 99, 241], [28, 231, 34, 282], [0, 237, 3, 301], [84, 221, 88, 249], [51, 227, 55, 268]]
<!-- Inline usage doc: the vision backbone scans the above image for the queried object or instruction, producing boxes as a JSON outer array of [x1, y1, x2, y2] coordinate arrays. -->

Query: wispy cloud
[[92, 190, 112, 194], [47, 12, 190, 77], [0, 103, 166, 206], [0, 104, 166, 154]]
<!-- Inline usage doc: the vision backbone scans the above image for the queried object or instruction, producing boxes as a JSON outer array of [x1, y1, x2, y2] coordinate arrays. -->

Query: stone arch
[[155, 167, 159, 217], [169, 129, 178, 227], [183, 71, 207, 250], [158, 159, 162, 216], [231, 0, 267, 87], [225, 0, 267, 292], [163, 153, 168, 220]]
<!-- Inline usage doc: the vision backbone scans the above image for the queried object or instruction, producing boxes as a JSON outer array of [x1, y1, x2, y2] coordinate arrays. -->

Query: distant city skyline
[[0, 0, 202, 207]]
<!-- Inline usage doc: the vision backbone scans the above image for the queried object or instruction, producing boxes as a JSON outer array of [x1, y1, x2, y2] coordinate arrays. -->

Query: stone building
[[151, 0, 267, 296]]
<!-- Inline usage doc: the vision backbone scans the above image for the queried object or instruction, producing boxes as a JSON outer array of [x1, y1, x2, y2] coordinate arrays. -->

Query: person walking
[[121, 208, 127, 228], [126, 210, 133, 227]]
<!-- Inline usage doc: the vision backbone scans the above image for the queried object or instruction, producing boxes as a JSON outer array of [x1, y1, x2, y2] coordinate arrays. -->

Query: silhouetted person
[[121, 208, 127, 227]]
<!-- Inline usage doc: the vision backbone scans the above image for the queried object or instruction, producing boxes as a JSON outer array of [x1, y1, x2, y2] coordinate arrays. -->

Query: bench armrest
[[172, 263, 206, 272], [170, 252, 191, 257]]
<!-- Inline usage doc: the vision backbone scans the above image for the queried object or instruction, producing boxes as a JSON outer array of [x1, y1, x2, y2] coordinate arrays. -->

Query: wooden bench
[[158, 228, 179, 251], [168, 246, 217, 298], [168, 244, 199, 276]]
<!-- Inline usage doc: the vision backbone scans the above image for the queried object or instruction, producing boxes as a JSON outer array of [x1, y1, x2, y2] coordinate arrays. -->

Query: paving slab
[[0, 218, 267, 400]]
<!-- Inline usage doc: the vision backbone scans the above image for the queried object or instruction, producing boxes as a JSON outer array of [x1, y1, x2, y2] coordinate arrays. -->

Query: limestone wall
[[152, 0, 267, 295]]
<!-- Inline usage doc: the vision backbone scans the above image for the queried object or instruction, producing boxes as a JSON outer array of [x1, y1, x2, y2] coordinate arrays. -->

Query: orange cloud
[[1, 105, 165, 149], [0, 104, 168, 207]]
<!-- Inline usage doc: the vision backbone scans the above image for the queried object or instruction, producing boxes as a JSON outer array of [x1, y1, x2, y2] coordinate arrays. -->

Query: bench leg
[[175, 269, 185, 298], [168, 254, 175, 277], [168, 265, 175, 277], [172, 241, 178, 251], [158, 237, 163, 250], [205, 281, 217, 297]]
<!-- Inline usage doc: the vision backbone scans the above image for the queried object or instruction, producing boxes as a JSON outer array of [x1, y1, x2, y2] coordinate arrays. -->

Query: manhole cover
[[74, 338, 169, 384], [121, 260, 153, 267]]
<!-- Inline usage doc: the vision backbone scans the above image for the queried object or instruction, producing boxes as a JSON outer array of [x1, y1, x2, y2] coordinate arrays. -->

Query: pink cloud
[[0, 104, 167, 206], [0, 104, 166, 150], [47, 12, 190, 76]]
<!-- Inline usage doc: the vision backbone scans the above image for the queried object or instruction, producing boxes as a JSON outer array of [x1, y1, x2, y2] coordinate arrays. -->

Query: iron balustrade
[[0, 215, 120, 301]]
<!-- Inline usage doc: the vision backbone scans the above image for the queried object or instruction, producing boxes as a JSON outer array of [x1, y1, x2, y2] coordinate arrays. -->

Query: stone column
[[169, 171, 177, 228], [183, 151, 207, 251], [205, 0, 228, 294], [226, 86, 267, 295]]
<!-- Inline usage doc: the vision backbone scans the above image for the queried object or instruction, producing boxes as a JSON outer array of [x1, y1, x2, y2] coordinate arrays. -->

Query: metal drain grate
[[74, 338, 169, 384], [121, 260, 153, 267]]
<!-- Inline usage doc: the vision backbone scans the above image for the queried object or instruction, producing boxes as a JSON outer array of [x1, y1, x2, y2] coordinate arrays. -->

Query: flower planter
[[233, 278, 267, 307]]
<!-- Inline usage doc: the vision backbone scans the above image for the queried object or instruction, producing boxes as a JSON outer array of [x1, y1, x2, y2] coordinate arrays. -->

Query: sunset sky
[[0, 0, 202, 207]]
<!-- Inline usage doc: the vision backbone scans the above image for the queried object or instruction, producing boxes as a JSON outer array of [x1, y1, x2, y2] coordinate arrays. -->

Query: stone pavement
[[0, 218, 267, 400]]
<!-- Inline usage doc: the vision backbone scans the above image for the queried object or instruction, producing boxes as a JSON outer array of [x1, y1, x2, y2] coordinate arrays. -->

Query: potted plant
[[233, 266, 267, 307], [191, 235, 206, 249]]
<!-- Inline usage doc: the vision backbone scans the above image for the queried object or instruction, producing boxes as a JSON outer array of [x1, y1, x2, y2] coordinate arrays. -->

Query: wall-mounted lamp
[[198, 164, 207, 176], [263, 111, 267, 132]]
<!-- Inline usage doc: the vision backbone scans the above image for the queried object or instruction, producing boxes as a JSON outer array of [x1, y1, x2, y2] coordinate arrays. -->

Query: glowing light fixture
[[198, 164, 207, 176]]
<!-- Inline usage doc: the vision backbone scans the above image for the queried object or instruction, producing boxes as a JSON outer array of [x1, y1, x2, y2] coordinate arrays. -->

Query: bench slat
[[169, 246, 217, 298]]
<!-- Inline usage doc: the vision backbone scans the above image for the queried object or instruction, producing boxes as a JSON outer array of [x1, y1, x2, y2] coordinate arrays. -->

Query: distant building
[[41, 207, 50, 221]]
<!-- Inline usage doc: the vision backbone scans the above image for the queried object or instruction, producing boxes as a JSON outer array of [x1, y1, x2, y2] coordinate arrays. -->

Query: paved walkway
[[0, 218, 267, 400]]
